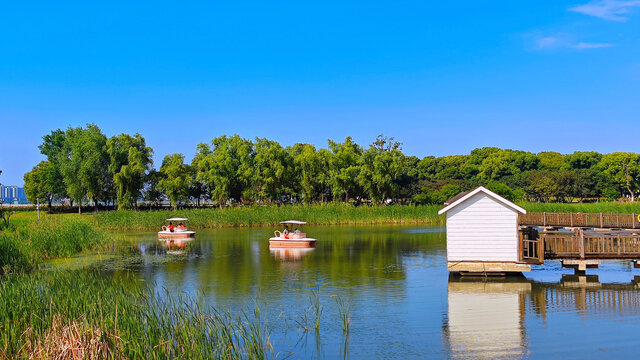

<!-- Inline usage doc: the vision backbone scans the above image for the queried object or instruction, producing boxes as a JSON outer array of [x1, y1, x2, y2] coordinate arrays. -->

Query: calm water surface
[[60, 225, 640, 359]]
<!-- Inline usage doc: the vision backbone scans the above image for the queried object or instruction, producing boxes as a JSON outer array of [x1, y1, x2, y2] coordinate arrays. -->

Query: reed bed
[[0, 271, 278, 359], [0, 217, 115, 273], [92, 204, 444, 231]]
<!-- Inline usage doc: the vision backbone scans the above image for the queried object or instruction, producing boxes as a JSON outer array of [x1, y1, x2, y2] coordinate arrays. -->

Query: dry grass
[[20, 315, 119, 360]]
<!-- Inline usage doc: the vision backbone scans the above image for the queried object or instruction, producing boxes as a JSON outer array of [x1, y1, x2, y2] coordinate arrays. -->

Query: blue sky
[[1, 1, 639, 185]]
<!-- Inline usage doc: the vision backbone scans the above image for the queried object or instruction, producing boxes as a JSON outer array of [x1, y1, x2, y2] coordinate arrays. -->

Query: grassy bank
[[0, 217, 116, 273], [0, 271, 276, 359], [93, 204, 444, 231], [519, 202, 640, 214]]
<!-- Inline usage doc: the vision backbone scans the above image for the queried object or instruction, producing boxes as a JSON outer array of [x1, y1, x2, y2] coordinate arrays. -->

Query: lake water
[[57, 225, 640, 359]]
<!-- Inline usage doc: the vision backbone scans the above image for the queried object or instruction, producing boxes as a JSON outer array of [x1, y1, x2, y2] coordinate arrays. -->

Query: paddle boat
[[158, 217, 196, 239], [269, 220, 316, 248]]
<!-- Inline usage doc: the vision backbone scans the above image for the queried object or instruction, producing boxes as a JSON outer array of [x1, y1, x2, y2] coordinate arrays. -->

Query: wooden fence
[[519, 212, 639, 229], [522, 230, 640, 263]]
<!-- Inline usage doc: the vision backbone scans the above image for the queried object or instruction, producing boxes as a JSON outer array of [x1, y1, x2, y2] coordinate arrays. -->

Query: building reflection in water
[[445, 274, 640, 359], [445, 274, 530, 359]]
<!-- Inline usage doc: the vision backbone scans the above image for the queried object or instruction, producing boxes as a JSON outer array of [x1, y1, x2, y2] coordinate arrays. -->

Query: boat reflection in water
[[160, 238, 194, 256], [269, 247, 315, 261], [445, 273, 640, 359]]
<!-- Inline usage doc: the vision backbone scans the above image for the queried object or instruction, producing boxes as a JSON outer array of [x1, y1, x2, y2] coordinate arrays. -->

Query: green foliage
[[193, 135, 255, 204], [597, 152, 640, 201], [327, 137, 362, 202], [158, 154, 192, 208], [58, 124, 111, 211], [107, 133, 154, 209], [28, 126, 640, 206]]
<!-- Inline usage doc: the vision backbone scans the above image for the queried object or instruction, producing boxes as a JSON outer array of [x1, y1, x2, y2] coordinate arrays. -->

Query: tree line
[[23, 124, 640, 211]]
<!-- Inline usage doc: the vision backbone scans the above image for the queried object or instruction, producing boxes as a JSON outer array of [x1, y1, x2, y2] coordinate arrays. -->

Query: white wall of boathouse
[[444, 190, 521, 263]]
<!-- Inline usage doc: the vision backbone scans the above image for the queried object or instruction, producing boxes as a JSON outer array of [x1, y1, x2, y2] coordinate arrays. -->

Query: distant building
[[0, 185, 28, 204]]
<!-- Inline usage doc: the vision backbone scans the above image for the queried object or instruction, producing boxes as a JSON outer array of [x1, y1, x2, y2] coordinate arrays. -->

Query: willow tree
[[328, 137, 362, 203], [158, 154, 191, 209], [58, 124, 110, 213], [193, 135, 254, 206], [107, 133, 153, 209]]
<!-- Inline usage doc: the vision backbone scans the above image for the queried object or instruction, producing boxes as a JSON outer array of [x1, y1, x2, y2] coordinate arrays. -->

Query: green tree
[[358, 147, 405, 204], [538, 152, 566, 171], [106, 133, 154, 209], [328, 137, 362, 202], [58, 124, 110, 213], [291, 144, 325, 204], [597, 153, 640, 201], [566, 151, 602, 170], [23, 161, 58, 207], [193, 135, 254, 206], [37, 129, 68, 203], [252, 138, 292, 202], [142, 170, 165, 206], [158, 154, 191, 209]]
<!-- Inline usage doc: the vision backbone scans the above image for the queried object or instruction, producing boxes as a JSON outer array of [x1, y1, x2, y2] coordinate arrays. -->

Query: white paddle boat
[[269, 220, 316, 248], [158, 218, 196, 239]]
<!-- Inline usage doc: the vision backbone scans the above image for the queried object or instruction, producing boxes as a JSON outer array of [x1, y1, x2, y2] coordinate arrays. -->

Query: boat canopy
[[166, 217, 189, 221], [279, 220, 307, 225]]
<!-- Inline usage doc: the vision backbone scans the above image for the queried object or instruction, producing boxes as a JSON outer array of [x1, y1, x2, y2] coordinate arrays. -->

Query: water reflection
[[445, 275, 530, 359], [445, 274, 640, 359], [270, 247, 315, 261], [161, 238, 194, 255]]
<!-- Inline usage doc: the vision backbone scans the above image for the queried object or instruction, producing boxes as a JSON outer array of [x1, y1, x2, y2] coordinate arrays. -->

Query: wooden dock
[[518, 212, 640, 269]]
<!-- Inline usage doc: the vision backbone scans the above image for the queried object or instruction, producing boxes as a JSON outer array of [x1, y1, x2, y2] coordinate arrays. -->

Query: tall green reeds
[[0, 271, 278, 359], [0, 217, 115, 273], [92, 204, 444, 231]]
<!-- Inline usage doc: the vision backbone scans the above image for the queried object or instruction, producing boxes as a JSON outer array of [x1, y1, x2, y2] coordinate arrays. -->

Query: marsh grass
[[0, 217, 116, 273], [0, 271, 279, 359], [92, 204, 444, 231], [334, 297, 351, 335], [311, 290, 323, 332]]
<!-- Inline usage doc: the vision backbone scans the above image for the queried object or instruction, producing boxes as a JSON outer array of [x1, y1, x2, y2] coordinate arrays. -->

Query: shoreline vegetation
[[19, 125, 640, 217], [0, 271, 290, 359], [3, 202, 640, 272]]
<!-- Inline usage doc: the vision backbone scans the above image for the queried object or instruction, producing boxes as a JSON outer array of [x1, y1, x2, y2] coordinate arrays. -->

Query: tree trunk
[[78, 202, 82, 215]]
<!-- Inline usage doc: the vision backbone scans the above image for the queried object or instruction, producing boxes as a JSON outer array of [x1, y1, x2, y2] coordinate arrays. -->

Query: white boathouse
[[438, 186, 530, 274]]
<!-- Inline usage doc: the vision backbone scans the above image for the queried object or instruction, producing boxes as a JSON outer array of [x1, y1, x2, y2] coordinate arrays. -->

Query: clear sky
[[1, 1, 639, 185]]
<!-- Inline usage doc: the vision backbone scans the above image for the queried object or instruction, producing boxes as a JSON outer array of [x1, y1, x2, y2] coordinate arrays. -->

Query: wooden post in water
[[600, 213, 603, 228], [577, 229, 585, 259]]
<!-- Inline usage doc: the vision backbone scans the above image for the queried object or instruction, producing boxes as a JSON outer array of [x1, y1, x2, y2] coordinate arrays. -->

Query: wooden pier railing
[[519, 212, 639, 229], [520, 229, 640, 263]]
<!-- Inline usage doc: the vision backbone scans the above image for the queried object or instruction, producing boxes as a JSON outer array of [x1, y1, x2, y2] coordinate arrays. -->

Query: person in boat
[[283, 225, 290, 239], [294, 228, 301, 234], [168, 222, 175, 232], [177, 223, 186, 230]]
